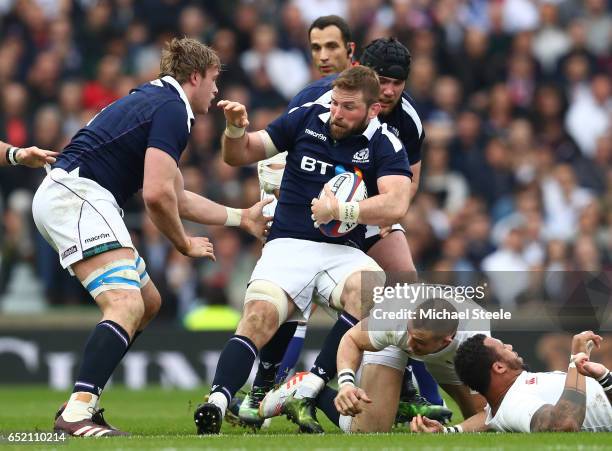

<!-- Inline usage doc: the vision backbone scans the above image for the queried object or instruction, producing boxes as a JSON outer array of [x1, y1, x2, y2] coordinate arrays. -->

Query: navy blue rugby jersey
[[265, 102, 412, 248], [288, 74, 424, 165], [53, 76, 194, 206]]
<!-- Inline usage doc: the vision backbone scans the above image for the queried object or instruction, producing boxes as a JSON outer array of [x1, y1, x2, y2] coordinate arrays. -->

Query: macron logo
[[85, 233, 110, 244], [305, 128, 327, 142]]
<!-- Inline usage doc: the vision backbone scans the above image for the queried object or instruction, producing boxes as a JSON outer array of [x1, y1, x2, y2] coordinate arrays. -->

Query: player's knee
[[238, 301, 279, 347], [101, 290, 145, 334], [340, 272, 361, 310], [336, 263, 384, 315], [244, 279, 289, 323]]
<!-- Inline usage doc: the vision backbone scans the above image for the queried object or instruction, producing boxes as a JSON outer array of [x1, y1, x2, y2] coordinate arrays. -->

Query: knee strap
[[82, 259, 140, 299], [245, 279, 290, 324], [134, 251, 150, 287]]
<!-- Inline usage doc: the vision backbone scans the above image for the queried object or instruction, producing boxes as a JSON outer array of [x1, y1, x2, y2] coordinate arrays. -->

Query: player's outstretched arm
[[334, 321, 376, 416], [218, 100, 278, 166], [576, 360, 612, 404], [143, 148, 215, 260], [530, 331, 602, 432], [179, 188, 273, 241], [1, 141, 59, 168], [410, 411, 489, 433]]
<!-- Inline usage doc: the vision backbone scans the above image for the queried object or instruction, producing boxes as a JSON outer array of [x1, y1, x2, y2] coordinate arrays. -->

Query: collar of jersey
[[161, 75, 195, 131], [318, 111, 381, 141]]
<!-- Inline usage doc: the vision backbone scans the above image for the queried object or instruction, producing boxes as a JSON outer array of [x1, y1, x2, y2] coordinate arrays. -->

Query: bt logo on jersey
[[300, 156, 333, 174]]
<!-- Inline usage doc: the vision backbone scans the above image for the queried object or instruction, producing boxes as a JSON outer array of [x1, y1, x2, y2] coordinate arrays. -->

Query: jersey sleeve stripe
[[401, 98, 423, 137], [288, 90, 332, 114]]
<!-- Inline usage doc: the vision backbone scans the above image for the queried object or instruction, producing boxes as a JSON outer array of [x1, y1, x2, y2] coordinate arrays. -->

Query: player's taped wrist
[[338, 201, 359, 222], [443, 425, 463, 433], [338, 369, 356, 387], [597, 369, 612, 392], [224, 123, 246, 139], [6, 146, 20, 166], [569, 353, 587, 369], [224, 207, 242, 226]]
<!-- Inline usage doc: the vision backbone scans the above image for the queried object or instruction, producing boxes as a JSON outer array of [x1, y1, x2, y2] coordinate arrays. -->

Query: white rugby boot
[[258, 371, 325, 419]]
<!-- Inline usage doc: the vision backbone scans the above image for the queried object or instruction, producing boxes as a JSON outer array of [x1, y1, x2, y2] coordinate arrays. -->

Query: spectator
[[565, 73, 612, 158], [240, 23, 310, 100]]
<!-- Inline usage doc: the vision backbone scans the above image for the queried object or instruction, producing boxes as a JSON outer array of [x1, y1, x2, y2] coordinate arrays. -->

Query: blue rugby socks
[[253, 322, 297, 390], [209, 335, 258, 415], [275, 323, 307, 384], [63, 320, 131, 422]]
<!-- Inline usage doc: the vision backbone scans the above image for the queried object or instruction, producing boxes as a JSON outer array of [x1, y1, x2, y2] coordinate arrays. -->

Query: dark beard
[[329, 115, 369, 140]]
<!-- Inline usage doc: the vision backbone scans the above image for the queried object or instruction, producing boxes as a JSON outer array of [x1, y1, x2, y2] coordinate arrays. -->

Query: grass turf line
[[0, 386, 609, 450]]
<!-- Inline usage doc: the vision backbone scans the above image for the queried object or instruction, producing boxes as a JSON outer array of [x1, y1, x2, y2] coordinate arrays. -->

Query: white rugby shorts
[[249, 238, 380, 320], [362, 346, 462, 385], [32, 168, 135, 270]]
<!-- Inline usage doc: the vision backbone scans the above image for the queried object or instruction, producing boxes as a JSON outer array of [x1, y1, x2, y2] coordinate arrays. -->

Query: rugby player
[[236, 15, 359, 427], [411, 331, 612, 433], [249, 37, 449, 431], [241, 26, 443, 428], [194, 66, 412, 434], [261, 293, 487, 432], [32, 38, 271, 437], [1, 140, 58, 168]]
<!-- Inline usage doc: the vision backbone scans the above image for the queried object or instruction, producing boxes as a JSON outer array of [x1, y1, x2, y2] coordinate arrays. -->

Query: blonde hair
[[159, 37, 220, 84]]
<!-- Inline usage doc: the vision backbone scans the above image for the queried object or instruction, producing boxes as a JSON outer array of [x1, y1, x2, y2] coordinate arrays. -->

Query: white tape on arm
[[258, 130, 280, 158], [224, 207, 242, 226], [338, 202, 360, 222], [224, 123, 246, 139]]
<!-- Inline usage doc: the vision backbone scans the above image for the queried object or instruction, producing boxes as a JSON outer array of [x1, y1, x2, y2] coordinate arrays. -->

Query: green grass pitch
[[0, 386, 610, 450]]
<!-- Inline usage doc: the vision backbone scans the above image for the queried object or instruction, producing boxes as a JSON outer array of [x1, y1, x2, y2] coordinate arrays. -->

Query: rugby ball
[[318, 172, 368, 237]]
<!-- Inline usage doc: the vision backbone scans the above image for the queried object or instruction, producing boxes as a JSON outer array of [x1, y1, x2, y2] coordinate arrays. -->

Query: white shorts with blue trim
[[32, 168, 135, 270]]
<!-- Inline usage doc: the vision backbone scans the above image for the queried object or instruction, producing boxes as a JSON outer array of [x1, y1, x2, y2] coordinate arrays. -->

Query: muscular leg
[[60, 248, 145, 424], [137, 280, 162, 331], [366, 230, 416, 273], [207, 298, 294, 412], [304, 272, 363, 395], [350, 363, 402, 432], [367, 231, 441, 403]]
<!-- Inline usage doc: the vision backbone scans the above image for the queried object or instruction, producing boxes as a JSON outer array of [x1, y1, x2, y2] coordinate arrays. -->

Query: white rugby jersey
[[485, 370, 612, 432], [367, 299, 490, 368]]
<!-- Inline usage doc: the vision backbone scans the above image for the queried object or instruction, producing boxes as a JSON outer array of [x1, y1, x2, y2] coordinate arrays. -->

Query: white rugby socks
[[208, 392, 228, 416], [339, 414, 353, 433]]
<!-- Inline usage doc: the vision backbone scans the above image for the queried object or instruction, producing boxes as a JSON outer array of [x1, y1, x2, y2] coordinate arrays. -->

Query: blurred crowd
[[0, 0, 610, 322]]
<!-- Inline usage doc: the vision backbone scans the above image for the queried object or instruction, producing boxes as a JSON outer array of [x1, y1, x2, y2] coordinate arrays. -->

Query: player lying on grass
[[260, 293, 486, 432], [194, 66, 413, 434], [32, 38, 271, 437], [411, 331, 612, 433], [238, 33, 444, 431], [1, 140, 59, 168]]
